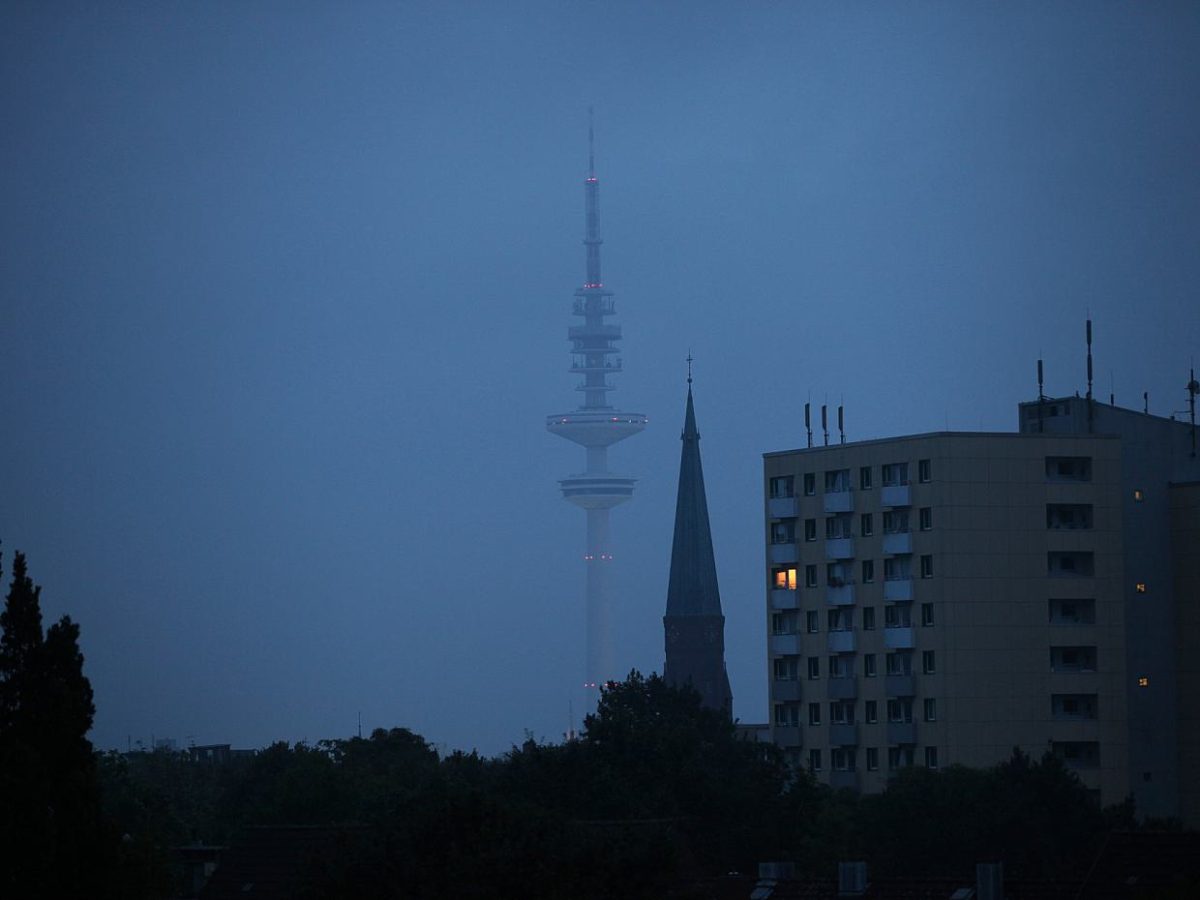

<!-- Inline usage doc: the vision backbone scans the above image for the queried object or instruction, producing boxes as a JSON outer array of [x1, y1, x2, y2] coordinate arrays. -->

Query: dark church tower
[[663, 376, 733, 713]]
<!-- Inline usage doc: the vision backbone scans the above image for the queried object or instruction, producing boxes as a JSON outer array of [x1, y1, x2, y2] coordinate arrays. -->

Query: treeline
[[0, 550, 1158, 899], [98, 673, 1141, 899]]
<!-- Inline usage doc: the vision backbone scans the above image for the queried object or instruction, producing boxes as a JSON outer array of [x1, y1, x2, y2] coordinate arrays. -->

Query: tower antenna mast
[[547, 113, 647, 694]]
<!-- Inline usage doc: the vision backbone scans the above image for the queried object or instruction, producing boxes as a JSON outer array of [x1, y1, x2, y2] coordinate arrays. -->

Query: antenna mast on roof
[[1086, 318, 1094, 433], [1188, 367, 1198, 458], [1037, 359, 1045, 433], [838, 404, 845, 444], [821, 404, 829, 447], [805, 402, 812, 449]]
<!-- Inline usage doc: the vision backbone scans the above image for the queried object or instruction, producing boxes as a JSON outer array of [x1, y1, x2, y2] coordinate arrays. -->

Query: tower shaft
[[547, 118, 646, 692]]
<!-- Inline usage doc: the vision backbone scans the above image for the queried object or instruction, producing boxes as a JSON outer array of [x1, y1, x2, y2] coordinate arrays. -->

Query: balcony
[[774, 725, 803, 747], [887, 721, 917, 745], [881, 484, 911, 507], [770, 634, 802, 655], [829, 723, 859, 746], [885, 673, 915, 696], [826, 584, 855, 606], [769, 543, 798, 564], [828, 676, 858, 700], [882, 532, 912, 555], [884, 626, 915, 649], [768, 497, 799, 519], [829, 769, 859, 790], [823, 491, 854, 513], [827, 630, 856, 653], [773, 680, 803, 702], [883, 579, 913, 602], [770, 589, 799, 610], [826, 538, 855, 560]]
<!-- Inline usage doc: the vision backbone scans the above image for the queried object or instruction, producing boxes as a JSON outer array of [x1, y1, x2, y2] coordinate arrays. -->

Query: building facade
[[763, 396, 1199, 821]]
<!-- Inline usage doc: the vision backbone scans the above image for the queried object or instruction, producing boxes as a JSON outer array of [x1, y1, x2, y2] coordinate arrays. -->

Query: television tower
[[547, 113, 647, 691]]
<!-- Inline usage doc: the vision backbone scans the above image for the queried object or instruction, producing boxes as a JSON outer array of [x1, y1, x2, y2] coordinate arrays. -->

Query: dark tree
[[0, 549, 109, 898]]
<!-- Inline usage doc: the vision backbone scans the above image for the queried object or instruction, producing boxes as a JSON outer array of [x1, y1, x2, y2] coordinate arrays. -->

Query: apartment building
[[763, 396, 1199, 821]]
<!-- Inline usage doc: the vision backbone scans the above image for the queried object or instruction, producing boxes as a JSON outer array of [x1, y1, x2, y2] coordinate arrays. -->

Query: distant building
[[664, 380, 733, 713], [763, 390, 1200, 822]]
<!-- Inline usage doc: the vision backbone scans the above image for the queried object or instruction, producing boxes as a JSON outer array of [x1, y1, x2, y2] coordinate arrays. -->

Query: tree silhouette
[[0, 549, 109, 898]]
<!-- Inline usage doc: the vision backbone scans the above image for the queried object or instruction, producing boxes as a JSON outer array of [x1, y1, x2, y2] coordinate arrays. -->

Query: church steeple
[[664, 370, 733, 713]]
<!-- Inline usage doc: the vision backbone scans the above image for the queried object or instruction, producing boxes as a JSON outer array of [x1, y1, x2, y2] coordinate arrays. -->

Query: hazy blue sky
[[2, 2, 1198, 754]]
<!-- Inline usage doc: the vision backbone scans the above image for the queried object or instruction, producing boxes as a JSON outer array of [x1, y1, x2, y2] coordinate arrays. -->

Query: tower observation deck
[[546, 115, 647, 690]]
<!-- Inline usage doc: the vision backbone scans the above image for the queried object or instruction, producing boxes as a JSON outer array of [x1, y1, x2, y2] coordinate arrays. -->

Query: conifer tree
[[0, 549, 107, 898]]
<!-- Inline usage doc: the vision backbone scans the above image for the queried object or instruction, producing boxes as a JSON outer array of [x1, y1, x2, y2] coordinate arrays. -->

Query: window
[[831, 700, 853, 724], [1045, 456, 1092, 482], [862, 607, 875, 630], [860, 466, 872, 490], [884, 605, 911, 628], [922, 651, 936, 674], [1136, 582, 1147, 594], [826, 515, 852, 539], [773, 567, 798, 591], [862, 560, 875, 583], [806, 610, 819, 633], [807, 657, 820, 679], [860, 513, 873, 536], [772, 612, 798, 635], [884, 557, 911, 581], [1049, 551, 1094, 577], [919, 507, 932, 531], [882, 462, 909, 486], [774, 703, 800, 726], [920, 603, 934, 626], [887, 698, 913, 722], [925, 746, 939, 769], [918, 459, 931, 483], [832, 748, 855, 771], [886, 652, 911, 676], [1047, 503, 1094, 530], [828, 655, 848, 678], [827, 562, 851, 587], [864, 654, 877, 677], [804, 518, 817, 541], [805, 565, 818, 589], [773, 657, 799, 681], [888, 746, 914, 768], [865, 700, 878, 723], [1134, 489, 1144, 502], [924, 698, 937, 722], [866, 747, 879, 771], [828, 608, 853, 631], [882, 510, 910, 534], [809, 748, 822, 771], [803, 473, 816, 496], [771, 521, 796, 544], [769, 475, 794, 499], [1138, 676, 1149, 687], [1048, 598, 1096, 624], [1050, 646, 1097, 672], [920, 555, 933, 578], [808, 703, 822, 725], [824, 469, 851, 493]]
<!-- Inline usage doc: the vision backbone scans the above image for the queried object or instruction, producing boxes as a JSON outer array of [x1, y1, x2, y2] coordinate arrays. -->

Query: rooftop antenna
[[686, 350, 693, 386], [804, 402, 812, 449], [357, 711, 362, 740], [1037, 358, 1045, 433], [1188, 367, 1198, 458], [838, 404, 845, 444], [1109, 370, 1115, 407], [821, 403, 829, 446], [1144, 391, 1149, 415], [1086, 317, 1094, 433]]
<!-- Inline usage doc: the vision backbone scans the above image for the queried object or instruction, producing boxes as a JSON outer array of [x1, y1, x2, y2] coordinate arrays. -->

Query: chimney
[[837, 861, 868, 897]]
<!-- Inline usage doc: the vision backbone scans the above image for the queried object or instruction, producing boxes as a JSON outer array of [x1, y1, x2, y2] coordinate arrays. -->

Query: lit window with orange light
[[1138, 677, 1150, 687], [1134, 489, 1144, 502], [1136, 583, 1147, 594], [774, 567, 798, 590]]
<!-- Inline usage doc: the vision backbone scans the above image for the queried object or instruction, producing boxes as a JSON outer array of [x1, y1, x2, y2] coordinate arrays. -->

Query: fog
[[2, 2, 1197, 755]]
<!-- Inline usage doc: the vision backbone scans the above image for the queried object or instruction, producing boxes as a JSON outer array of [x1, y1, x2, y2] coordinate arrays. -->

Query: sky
[[2, 1, 1198, 755]]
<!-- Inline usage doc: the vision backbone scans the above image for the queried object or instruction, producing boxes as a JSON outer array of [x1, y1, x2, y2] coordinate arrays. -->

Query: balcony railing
[[887, 721, 917, 745], [883, 578, 913, 602], [773, 725, 803, 747], [768, 497, 799, 519], [885, 673, 915, 696], [829, 723, 859, 747], [826, 537, 855, 560], [772, 680, 803, 702], [769, 543, 798, 565], [881, 484, 911, 507], [770, 634, 802, 655], [884, 626, 915, 649], [823, 491, 854, 513], [827, 676, 858, 700], [828, 630, 857, 653], [882, 532, 912, 555], [826, 584, 855, 606], [770, 589, 799, 610]]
